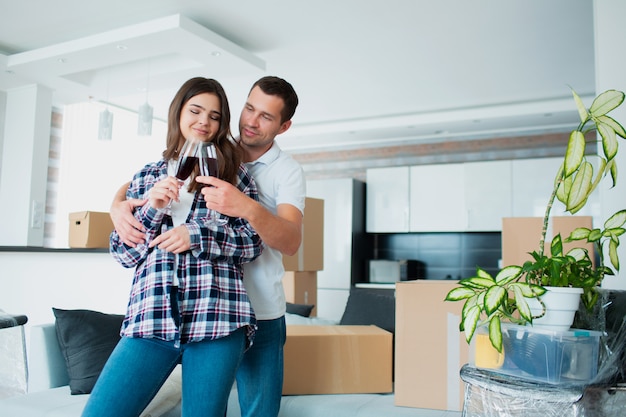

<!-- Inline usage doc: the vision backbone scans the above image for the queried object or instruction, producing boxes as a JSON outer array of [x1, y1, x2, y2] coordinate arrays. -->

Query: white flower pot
[[528, 286, 583, 331]]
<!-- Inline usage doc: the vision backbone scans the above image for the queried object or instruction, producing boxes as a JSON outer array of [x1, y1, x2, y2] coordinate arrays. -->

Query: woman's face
[[179, 92, 221, 143]]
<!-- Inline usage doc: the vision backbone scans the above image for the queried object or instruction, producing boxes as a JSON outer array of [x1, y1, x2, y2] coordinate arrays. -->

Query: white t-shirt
[[167, 160, 195, 287], [243, 142, 306, 320]]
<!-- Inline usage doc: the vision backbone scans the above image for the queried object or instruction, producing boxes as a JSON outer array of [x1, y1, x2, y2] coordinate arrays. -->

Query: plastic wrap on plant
[[461, 365, 626, 416], [461, 289, 626, 416], [0, 310, 28, 399], [573, 289, 626, 385], [461, 365, 584, 416]]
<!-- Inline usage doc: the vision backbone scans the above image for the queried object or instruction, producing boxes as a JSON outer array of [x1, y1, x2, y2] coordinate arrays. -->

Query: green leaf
[[488, 315, 503, 353], [463, 305, 481, 343], [567, 247, 588, 261], [445, 287, 476, 301], [484, 285, 506, 315], [529, 284, 547, 296], [605, 210, 626, 229], [550, 234, 564, 257], [589, 89, 625, 117], [510, 282, 544, 297], [460, 277, 496, 289], [610, 240, 620, 271], [512, 285, 532, 322], [606, 228, 626, 239], [609, 159, 618, 188], [598, 122, 618, 161], [475, 268, 493, 280], [564, 131, 585, 178], [568, 197, 589, 215], [588, 229, 603, 242], [567, 227, 591, 241], [494, 265, 523, 285], [572, 89, 589, 123], [462, 294, 479, 315], [567, 161, 593, 211], [597, 115, 626, 139]]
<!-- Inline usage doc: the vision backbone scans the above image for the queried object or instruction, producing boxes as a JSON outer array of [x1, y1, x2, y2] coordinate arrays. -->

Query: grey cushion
[[339, 289, 395, 334], [52, 308, 124, 395], [286, 302, 315, 317]]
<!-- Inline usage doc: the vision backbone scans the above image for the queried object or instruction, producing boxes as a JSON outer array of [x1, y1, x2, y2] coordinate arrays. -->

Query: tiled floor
[[227, 391, 464, 417]]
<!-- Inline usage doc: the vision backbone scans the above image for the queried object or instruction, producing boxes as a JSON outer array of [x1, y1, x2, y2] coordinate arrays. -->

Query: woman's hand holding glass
[[149, 176, 182, 210]]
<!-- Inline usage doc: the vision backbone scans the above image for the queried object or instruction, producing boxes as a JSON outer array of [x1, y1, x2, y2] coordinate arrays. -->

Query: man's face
[[238, 86, 291, 154]]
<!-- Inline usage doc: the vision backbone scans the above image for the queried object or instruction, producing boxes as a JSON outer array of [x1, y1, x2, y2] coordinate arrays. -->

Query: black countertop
[[0, 246, 108, 253]]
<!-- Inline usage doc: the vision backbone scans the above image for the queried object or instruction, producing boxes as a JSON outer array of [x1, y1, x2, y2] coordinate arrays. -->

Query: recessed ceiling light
[[211, 51, 221, 57], [116, 44, 128, 50], [58, 58, 67, 64]]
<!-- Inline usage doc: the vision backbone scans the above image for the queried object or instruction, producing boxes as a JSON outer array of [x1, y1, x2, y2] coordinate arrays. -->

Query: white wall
[[0, 91, 5, 170], [595, 0, 626, 290], [0, 85, 52, 246], [52, 103, 166, 247], [0, 252, 131, 330]]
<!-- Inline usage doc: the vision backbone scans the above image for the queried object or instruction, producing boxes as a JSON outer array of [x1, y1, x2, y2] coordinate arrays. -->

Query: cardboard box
[[283, 325, 392, 395], [502, 216, 595, 267], [283, 271, 317, 317], [395, 280, 469, 411], [68, 211, 114, 248], [282, 197, 324, 271]]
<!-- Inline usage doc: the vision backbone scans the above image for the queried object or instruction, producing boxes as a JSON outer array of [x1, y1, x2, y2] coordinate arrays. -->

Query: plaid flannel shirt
[[110, 159, 263, 344]]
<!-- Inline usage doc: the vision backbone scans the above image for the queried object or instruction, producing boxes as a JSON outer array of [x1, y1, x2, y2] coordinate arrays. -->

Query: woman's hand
[[148, 225, 191, 253], [149, 177, 182, 210]]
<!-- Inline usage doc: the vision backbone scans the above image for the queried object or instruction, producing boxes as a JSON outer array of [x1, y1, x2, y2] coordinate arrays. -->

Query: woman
[[81, 77, 263, 417]]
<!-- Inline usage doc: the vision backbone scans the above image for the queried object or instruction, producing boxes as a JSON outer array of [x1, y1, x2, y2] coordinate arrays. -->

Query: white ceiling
[[0, 0, 596, 154]]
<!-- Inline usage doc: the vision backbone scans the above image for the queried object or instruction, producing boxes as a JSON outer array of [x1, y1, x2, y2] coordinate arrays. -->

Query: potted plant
[[445, 89, 626, 352]]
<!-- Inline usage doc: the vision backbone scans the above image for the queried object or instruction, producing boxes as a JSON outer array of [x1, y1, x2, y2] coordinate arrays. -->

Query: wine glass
[[164, 137, 201, 214], [199, 142, 227, 226], [175, 138, 202, 182]]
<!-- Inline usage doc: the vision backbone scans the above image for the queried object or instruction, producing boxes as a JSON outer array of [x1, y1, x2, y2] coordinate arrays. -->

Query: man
[[110, 76, 304, 417]]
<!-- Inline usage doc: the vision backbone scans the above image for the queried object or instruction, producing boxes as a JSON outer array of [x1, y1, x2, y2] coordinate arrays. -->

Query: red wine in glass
[[164, 138, 201, 214], [199, 142, 227, 225], [176, 156, 198, 180], [200, 157, 218, 185]]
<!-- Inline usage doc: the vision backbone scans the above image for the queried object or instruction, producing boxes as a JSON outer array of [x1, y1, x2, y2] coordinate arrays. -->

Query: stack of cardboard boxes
[[281, 197, 393, 395], [281, 197, 324, 316]]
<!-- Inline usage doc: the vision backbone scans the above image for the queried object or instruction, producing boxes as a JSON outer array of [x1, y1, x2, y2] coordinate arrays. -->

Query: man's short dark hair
[[251, 76, 299, 123]]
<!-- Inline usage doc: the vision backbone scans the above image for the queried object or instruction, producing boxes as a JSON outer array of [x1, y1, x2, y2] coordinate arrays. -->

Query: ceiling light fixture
[[98, 108, 113, 140], [137, 60, 153, 136], [98, 70, 113, 140]]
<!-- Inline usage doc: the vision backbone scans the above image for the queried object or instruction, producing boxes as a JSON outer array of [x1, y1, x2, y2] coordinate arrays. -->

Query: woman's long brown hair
[[162, 77, 241, 191]]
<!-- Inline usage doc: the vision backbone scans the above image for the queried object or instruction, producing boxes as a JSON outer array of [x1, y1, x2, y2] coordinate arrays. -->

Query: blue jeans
[[82, 328, 246, 417], [234, 316, 286, 417]]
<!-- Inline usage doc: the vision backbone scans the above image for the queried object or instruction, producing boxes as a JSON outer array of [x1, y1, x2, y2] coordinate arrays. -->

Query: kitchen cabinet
[[366, 157, 604, 234], [464, 160, 512, 231], [368, 160, 512, 232], [511, 157, 601, 225], [366, 166, 410, 232], [409, 163, 466, 231]]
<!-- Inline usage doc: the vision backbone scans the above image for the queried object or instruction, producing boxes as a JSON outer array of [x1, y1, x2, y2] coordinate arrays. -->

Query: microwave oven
[[368, 260, 422, 283]]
